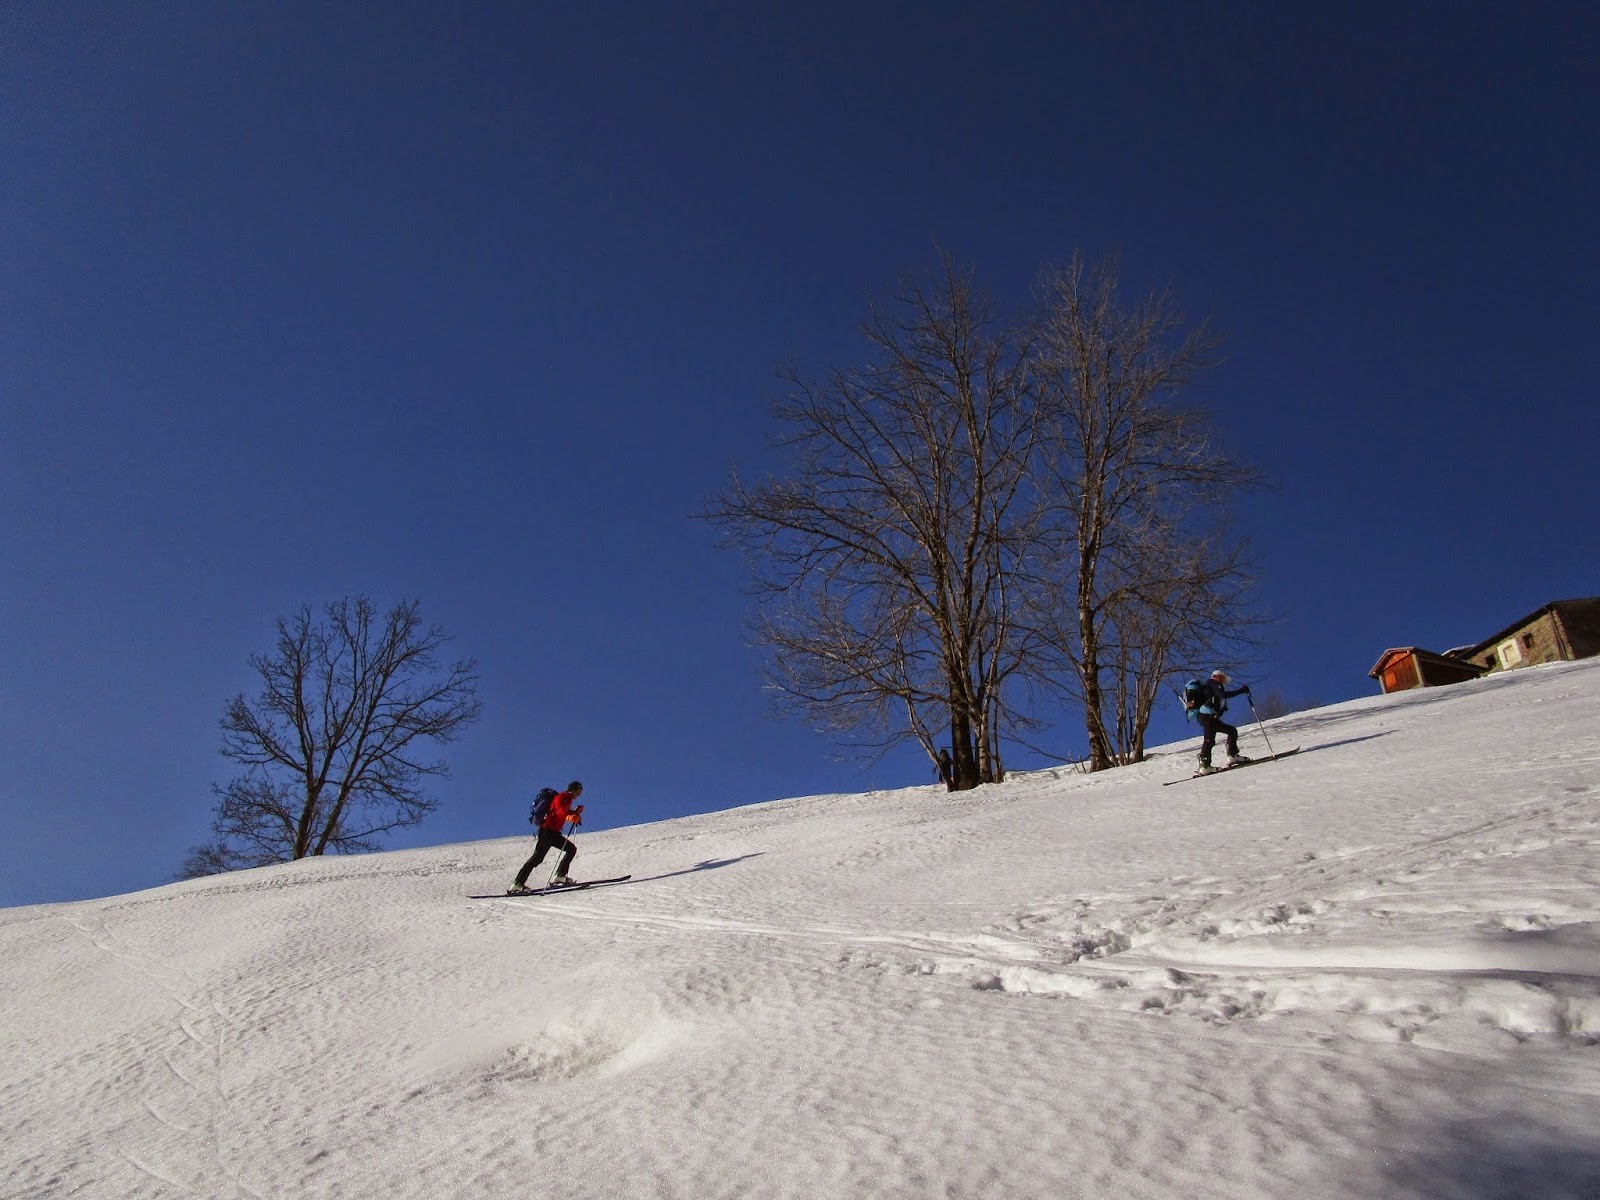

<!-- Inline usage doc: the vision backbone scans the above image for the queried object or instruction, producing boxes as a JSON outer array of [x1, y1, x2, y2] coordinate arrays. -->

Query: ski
[[470, 874, 633, 899], [1162, 748, 1301, 786]]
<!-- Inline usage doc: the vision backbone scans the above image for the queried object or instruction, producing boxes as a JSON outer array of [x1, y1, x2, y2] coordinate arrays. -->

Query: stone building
[[1457, 597, 1600, 674]]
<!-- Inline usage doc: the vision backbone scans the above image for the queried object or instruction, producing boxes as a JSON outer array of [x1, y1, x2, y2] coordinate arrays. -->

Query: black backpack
[[1182, 679, 1208, 720], [529, 787, 557, 825]]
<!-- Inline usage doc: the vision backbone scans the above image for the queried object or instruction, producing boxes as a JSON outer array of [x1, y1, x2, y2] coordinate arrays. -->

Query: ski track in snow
[[956, 786, 1600, 1043], [4, 661, 1600, 1198]]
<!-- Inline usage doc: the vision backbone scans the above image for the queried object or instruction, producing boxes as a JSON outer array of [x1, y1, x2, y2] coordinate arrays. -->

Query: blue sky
[[3, 3, 1595, 907]]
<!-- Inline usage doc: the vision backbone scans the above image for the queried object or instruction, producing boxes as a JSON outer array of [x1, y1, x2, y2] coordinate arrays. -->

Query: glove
[[1243, 685, 1251, 695]]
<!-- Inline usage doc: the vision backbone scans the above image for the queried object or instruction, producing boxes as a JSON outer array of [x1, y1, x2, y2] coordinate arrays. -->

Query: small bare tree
[[182, 596, 482, 876], [1252, 689, 1322, 720], [704, 257, 1040, 789], [1030, 255, 1261, 769]]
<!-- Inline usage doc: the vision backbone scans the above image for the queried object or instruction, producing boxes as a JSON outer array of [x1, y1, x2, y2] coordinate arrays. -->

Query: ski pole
[[1247, 694, 1277, 758]]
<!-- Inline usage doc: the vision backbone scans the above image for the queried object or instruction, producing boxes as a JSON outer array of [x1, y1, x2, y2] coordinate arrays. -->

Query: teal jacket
[[1187, 679, 1248, 718]]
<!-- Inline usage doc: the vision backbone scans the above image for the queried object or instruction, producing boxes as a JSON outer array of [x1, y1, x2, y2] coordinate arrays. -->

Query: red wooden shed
[[1368, 647, 1489, 694]]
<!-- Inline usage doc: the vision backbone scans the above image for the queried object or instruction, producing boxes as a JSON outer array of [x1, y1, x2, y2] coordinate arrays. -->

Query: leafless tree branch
[[181, 596, 483, 875]]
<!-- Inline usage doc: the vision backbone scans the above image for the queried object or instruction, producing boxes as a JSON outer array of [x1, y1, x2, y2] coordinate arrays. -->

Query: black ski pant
[[514, 829, 576, 887], [1197, 714, 1240, 765]]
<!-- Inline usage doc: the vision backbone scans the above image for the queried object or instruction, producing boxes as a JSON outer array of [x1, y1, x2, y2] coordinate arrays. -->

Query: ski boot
[[1227, 754, 1251, 767]]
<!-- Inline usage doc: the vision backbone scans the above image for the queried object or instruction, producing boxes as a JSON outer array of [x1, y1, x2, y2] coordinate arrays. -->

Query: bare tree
[[1252, 689, 1322, 720], [707, 252, 1264, 783], [1030, 255, 1261, 769], [182, 596, 482, 876], [703, 257, 1040, 789]]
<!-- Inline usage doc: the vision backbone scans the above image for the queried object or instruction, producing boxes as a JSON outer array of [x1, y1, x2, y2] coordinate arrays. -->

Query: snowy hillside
[[5, 661, 1599, 1200]]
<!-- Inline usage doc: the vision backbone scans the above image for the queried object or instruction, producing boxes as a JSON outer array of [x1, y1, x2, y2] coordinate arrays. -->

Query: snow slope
[[5, 661, 1600, 1199]]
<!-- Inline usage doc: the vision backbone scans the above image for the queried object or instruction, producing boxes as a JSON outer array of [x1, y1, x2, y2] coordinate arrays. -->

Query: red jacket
[[540, 789, 582, 833]]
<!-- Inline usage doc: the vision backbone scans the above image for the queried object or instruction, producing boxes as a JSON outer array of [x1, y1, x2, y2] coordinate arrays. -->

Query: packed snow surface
[[5, 661, 1600, 1199]]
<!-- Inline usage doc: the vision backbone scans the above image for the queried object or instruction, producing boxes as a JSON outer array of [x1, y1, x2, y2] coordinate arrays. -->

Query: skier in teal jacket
[[1187, 671, 1252, 774]]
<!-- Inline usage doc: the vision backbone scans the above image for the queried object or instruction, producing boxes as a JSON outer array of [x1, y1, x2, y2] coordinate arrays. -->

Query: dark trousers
[[1197, 714, 1239, 764], [514, 829, 575, 886]]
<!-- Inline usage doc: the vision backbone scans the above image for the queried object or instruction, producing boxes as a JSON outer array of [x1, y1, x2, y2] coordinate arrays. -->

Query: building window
[[1523, 632, 1536, 648], [1498, 639, 1522, 668]]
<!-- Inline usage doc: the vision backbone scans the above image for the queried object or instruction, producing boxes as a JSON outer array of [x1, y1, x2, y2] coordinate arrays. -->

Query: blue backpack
[[529, 787, 557, 825], [1182, 679, 1209, 721]]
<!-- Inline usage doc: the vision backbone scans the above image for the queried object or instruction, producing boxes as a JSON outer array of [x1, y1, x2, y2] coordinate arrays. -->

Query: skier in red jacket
[[507, 781, 584, 893]]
